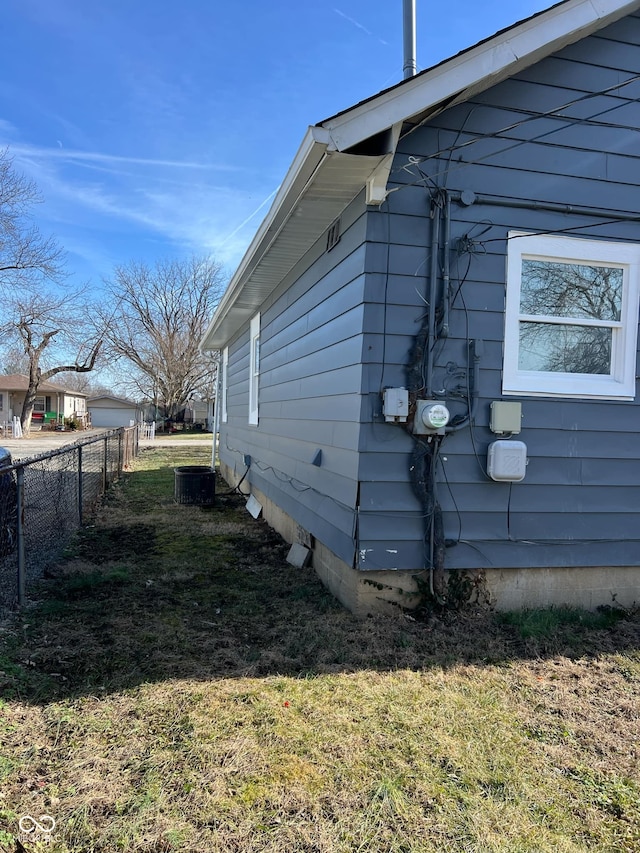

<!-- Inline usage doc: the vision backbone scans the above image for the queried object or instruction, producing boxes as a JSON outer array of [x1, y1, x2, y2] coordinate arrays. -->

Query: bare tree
[[0, 148, 103, 431], [47, 371, 114, 398], [0, 289, 102, 432], [0, 344, 30, 375], [100, 256, 225, 423], [0, 148, 66, 289]]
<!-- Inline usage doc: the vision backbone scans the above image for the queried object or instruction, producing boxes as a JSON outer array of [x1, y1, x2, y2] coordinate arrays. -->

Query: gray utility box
[[487, 440, 527, 482], [490, 401, 522, 434]]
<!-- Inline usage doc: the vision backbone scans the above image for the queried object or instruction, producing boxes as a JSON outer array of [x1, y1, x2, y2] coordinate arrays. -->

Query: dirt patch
[[71, 523, 158, 564]]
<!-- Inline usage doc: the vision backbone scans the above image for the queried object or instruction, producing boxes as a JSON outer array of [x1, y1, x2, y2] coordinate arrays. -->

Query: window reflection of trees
[[519, 323, 611, 373], [518, 260, 622, 374]]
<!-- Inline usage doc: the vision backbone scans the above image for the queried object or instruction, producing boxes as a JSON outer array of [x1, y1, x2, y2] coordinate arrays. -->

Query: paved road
[[0, 429, 110, 460], [1, 430, 213, 461]]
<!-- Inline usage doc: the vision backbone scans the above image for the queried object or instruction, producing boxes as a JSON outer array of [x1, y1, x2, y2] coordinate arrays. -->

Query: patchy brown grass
[[0, 446, 638, 852]]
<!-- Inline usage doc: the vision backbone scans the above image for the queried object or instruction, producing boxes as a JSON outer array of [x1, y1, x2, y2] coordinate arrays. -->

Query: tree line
[[0, 149, 226, 432]]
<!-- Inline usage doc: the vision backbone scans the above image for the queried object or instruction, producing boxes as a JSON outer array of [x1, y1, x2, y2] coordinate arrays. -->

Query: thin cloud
[[333, 8, 388, 46], [27, 161, 270, 269], [8, 142, 236, 171], [218, 188, 280, 249]]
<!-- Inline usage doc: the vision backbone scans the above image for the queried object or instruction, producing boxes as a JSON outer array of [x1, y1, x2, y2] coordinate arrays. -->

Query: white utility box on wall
[[487, 440, 528, 482], [383, 387, 409, 423]]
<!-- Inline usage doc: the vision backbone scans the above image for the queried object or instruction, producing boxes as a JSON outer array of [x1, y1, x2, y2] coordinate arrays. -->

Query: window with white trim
[[221, 346, 228, 424], [248, 313, 260, 425], [503, 232, 640, 400]]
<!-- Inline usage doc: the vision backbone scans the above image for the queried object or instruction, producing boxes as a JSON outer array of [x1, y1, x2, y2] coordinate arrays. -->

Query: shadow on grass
[[1, 447, 639, 705]]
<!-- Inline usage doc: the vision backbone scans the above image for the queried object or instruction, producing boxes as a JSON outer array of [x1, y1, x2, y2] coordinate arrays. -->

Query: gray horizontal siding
[[444, 539, 640, 570], [220, 14, 640, 575], [356, 17, 640, 572], [261, 335, 364, 387], [219, 195, 368, 564]]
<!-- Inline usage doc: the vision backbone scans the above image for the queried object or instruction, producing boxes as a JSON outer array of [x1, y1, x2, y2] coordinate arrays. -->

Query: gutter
[[200, 127, 330, 351]]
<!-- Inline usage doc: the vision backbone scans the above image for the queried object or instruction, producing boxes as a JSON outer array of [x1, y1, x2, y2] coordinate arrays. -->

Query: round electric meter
[[421, 403, 450, 430]]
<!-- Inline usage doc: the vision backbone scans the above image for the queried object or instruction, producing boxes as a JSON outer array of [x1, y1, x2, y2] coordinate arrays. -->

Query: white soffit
[[202, 147, 385, 349]]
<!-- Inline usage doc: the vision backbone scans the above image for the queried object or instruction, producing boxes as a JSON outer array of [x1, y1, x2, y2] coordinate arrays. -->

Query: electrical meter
[[413, 400, 450, 435]]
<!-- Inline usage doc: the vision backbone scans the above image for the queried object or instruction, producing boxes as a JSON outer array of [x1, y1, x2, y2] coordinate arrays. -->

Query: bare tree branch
[[0, 148, 66, 289], [100, 256, 225, 422], [1, 289, 104, 432]]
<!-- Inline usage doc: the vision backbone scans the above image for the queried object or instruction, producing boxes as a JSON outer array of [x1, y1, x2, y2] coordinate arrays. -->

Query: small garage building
[[88, 395, 140, 428]]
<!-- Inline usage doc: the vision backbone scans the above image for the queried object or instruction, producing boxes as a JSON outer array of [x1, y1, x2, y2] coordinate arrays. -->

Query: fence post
[[16, 466, 26, 606], [78, 444, 83, 526], [118, 429, 123, 478], [103, 435, 108, 493]]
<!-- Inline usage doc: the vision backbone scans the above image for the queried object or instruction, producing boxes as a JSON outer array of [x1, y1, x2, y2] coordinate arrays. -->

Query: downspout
[[211, 355, 222, 471]]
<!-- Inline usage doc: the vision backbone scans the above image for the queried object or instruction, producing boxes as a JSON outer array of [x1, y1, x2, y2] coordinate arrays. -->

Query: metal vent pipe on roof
[[403, 0, 417, 79]]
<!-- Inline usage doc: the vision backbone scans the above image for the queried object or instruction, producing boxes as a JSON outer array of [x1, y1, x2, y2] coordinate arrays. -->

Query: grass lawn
[[0, 446, 638, 852], [154, 431, 212, 440]]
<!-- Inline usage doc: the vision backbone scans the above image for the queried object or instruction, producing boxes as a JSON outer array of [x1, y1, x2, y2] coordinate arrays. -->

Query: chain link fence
[[0, 426, 139, 615]]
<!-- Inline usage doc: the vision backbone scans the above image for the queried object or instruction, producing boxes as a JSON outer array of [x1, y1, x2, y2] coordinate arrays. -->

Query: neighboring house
[[138, 400, 213, 430], [87, 395, 140, 428], [201, 0, 640, 615], [0, 375, 88, 429], [183, 400, 214, 430]]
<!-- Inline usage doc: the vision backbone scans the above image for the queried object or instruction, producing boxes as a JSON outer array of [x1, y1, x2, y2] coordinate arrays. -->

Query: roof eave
[[201, 128, 330, 350], [320, 0, 640, 150]]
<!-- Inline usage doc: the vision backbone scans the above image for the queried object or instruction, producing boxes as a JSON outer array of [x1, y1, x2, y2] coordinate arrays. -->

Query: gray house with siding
[[202, 0, 640, 615]]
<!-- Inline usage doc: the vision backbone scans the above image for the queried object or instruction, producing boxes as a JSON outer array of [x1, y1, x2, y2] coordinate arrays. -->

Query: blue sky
[[1, 0, 550, 290]]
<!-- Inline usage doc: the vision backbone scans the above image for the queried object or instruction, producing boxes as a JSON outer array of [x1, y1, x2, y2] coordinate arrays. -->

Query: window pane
[[521, 260, 622, 321], [518, 322, 612, 374]]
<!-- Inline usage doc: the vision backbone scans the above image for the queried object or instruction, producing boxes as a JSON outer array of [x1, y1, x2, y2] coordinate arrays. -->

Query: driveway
[[0, 429, 112, 461], [1, 429, 213, 461]]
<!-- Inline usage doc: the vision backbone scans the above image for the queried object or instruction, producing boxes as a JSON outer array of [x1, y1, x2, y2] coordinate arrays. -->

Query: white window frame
[[248, 313, 260, 425], [221, 346, 228, 424], [503, 232, 640, 400]]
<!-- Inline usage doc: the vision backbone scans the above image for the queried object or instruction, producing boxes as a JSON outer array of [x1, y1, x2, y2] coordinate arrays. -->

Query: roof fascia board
[[88, 395, 136, 405], [320, 0, 640, 152], [201, 127, 329, 349]]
